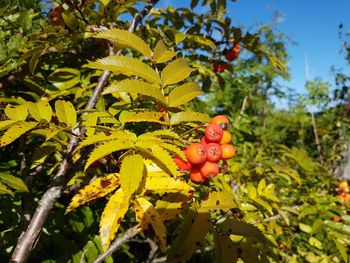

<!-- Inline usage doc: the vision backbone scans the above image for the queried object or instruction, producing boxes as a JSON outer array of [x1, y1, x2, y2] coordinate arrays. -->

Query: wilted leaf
[[134, 197, 167, 252], [100, 189, 129, 251], [66, 174, 120, 213]]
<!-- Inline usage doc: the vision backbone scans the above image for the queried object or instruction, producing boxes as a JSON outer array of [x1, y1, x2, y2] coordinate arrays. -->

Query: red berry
[[213, 60, 229, 73], [173, 156, 192, 172], [205, 143, 222, 162], [205, 124, 223, 143], [190, 167, 206, 183], [200, 161, 219, 178], [185, 143, 206, 164]]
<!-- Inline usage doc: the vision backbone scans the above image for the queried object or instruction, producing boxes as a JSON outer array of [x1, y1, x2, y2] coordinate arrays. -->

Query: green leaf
[[0, 182, 13, 195], [55, 100, 76, 126], [120, 154, 144, 197], [85, 140, 134, 170], [168, 82, 202, 107], [94, 29, 153, 59], [4, 104, 28, 121], [247, 183, 257, 199], [103, 79, 165, 104], [170, 111, 210, 125], [0, 173, 28, 192], [66, 173, 120, 213], [167, 206, 212, 263], [201, 191, 237, 210], [27, 100, 52, 122], [266, 54, 287, 72], [219, 219, 265, 242], [257, 178, 266, 195], [333, 239, 348, 262], [153, 40, 177, 64], [86, 55, 161, 84], [161, 58, 196, 86], [0, 121, 37, 147], [299, 223, 312, 233], [309, 237, 323, 250], [254, 197, 273, 214], [99, 189, 129, 251]]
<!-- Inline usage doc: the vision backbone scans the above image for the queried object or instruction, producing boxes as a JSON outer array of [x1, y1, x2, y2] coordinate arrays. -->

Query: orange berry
[[205, 143, 222, 162], [173, 156, 191, 172], [185, 143, 206, 165], [200, 161, 219, 178], [210, 115, 230, 130], [219, 130, 232, 145], [190, 167, 206, 183], [337, 181, 349, 193], [221, 144, 236, 160], [205, 124, 223, 143]]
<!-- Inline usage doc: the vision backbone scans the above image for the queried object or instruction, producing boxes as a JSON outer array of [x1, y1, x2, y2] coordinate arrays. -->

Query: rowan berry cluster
[[174, 115, 236, 183]]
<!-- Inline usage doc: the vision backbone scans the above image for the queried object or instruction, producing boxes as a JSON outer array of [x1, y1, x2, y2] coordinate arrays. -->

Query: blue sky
[[160, 0, 350, 101]]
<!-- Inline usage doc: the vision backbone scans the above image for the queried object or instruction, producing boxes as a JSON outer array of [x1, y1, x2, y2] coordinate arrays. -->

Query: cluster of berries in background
[[213, 42, 240, 73], [336, 180, 350, 206], [173, 115, 236, 183]]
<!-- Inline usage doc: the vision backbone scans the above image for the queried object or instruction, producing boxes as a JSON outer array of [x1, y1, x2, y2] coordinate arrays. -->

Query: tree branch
[[311, 112, 324, 164], [10, 1, 160, 262], [233, 96, 248, 129], [92, 225, 141, 263]]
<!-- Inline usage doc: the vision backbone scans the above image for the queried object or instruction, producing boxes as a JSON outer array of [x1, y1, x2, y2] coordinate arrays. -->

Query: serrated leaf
[[122, 111, 168, 125], [215, 231, 238, 263], [153, 40, 177, 63], [0, 121, 37, 147], [168, 82, 202, 107], [167, 206, 212, 263], [266, 54, 287, 72], [137, 130, 179, 140], [0, 173, 28, 192], [27, 100, 52, 122], [134, 197, 167, 252], [55, 100, 77, 126], [0, 182, 13, 195], [159, 143, 186, 160], [156, 193, 190, 221], [5, 104, 28, 121], [94, 29, 153, 59], [86, 55, 161, 84], [85, 140, 134, 170], [151, 146, 180, 177], [220, 219, 265, 242], [201, 192, 237, 210], [76, 130, 136, 151], [174, 32, 216, 49], [100, 188, 129, 251], [170, 111, 210, 125], [66, 174, 120, 213], [120, 154, 144, 197], [145, 171, 193, 194], [161, 58, 195, 86], [0, 120, 17, 131], [103, 79, 165, 103]]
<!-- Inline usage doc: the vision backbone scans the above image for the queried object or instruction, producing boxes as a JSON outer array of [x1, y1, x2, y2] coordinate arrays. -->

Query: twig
[[311, 112, 324, 164], [233, 96, 248, 129], [10, 1, 160, 262], [92, 225, 141, 263]]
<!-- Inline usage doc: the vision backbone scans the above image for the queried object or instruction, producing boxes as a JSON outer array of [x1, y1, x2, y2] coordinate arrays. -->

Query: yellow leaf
[[167, 206, 212, 262], [214, 231, 238, 263], [4, 104, 28, 121], [27, 100, 52, 122], [120, 154, 145, 197], [0, 121, 37, 147], [100, 188, 129, 251], [168, 82, 202, 107], [156, 193, 190, 222], [86, 55, 161, 84], [85, 140, 134, 170], [134, 197, 167, 252], [55, 100, 77, 126], [201, 192, 237, 210], [151, 146, 180, 177], [121, 111, 168, 125], [170, 111, 210, 125], [0, 120, 17, 131], [66, 173, 120, 213], [145, 171, 193, 194], [94, 29, 153, 59], [161, 58, 196, 86], [153, 40, 177, 64]]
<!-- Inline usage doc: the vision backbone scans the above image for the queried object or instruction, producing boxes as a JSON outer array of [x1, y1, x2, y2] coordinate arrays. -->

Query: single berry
[[205, 124, 223, 143], [185, 143, 206, 164], [221, 144, 236, 160], [205, 143, 222, 162], [200, 161, 219, 178], [210, 115, 230, 130]]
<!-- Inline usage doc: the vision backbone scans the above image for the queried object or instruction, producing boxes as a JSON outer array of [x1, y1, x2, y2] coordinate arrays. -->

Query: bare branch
[[92, 225, 141, 263], [233, 96, 248, 129]]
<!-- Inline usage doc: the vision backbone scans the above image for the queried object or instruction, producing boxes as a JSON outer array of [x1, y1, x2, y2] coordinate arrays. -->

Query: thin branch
[[233, 96, 248, 129], [311, 112, 324, 164], [92, 225, 141, 263], [10, 1, 160, 262]]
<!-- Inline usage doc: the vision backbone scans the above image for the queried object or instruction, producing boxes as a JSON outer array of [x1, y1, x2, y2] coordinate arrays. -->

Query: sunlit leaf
[[145, 171, 193, 194], [66, 174, 120, 213], [0, 121, 37, 147], [27, 100, 52, 122], [120, 154, 145, 197], [4, 104, 28, 121], [161, 58, 195, 86], [121, 111, 168, 125], [201, 191, 237, 210], [55, 100, 76, 126], [215, 231, 238, 263], [156, 193, 190, 221], [0, 173, 28, 192], [168, 82, 202, 107], [134, 197, 167, 252], [170, 111, 210, 125], [153, 39, 177, 63], [86, 55, 161, 84], [94, 29, 153, 59], [100, 188, 129, 251]]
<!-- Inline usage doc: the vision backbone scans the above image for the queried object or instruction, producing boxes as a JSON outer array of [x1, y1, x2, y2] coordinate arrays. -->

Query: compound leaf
[[168, 82, 202, 107], [161, 58, 195, 86]]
